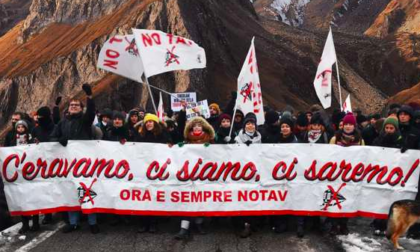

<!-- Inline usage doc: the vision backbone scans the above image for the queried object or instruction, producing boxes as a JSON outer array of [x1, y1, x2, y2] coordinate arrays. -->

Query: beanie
[[144, 113, 159, 124], [265, 110, 279, 125], [37, 106, 51, 118], [383, 117, 399, 131], [398, 105, 413, 118], [209, 103, 221, 114], [280, 116, 294, 129], [113, 111, 125, 121], [310, 112, 324, 126], [218, 113, 232, 125], [15, 120, 28, 130], [342, 113, 356, 126], [243, 113, 257, 128]]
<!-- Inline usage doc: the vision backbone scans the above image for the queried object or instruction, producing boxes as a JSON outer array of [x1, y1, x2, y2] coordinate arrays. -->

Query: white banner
[[97, 35, 144, 83], [237, 37, 265, 125], [171, 92, 197, 112], [132, 29, 206, 78], [186, 100, 210, 120], [1, 142, 419, 218], [313, 28, 337, 109]]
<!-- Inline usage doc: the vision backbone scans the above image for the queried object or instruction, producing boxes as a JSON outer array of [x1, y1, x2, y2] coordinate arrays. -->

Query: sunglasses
[[69, 103, 81, 107]]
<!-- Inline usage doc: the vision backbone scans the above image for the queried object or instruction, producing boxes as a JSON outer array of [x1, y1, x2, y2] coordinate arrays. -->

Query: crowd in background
[[1, 83, 420, 240]]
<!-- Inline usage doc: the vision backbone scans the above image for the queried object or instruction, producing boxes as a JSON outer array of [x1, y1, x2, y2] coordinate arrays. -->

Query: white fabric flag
[[132, 29, 206, 78], [342, 95, 352, 113], [157, 92, 164, 122], [313, 28, 337, 109], [97, 35, 144, 83], [236, 37, 265, 125]]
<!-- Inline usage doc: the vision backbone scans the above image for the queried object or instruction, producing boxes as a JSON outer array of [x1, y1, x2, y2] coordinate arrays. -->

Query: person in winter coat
[[329, 113, 364, 235], [206, 103, 221, 131], [397, 105, 420, 153], [11, 120, 32, 147], [4, 112, 24, 147], [295, 112, 309, 142], [215, 114, 236, 144], [235, 113, 262, 146], [95, 108, 112, 137], [165, 119, 183, 144], [31, 106, 56, 225], [51, 84, 99, 234], [233, 110, 245, 135], [302, 113, 330, 144], [126, 109, 140, 141], [278, 117, 298, 144], [260, 110, 280, 143], [135, 113, 170, 233], [233, 113, 262, 238], [10, 120, 37, 234], [136, 113, 170, 144], [371, 116, 403, 235], [104, 112, 129, 143], [175, 116, 215, 240]]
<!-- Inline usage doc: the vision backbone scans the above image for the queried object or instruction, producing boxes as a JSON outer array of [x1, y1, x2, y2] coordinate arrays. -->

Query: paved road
[[1, 217, 420, 252]]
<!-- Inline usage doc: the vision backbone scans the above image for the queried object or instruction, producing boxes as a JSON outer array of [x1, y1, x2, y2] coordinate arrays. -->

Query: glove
[[177, 142, 185, 148], [59, 137, 68, 147], [204, 143, 210, 147], [82, 84, 92, 96], [34, 138, 40, 145], [55, 96, 62, 106], [245, 140, 252, 146], [120, 139, 127, 145], [224, 136, 231, 143], [401, 146, 408, 153]]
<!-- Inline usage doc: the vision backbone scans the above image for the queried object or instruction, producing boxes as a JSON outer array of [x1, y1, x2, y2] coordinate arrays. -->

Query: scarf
[[308, 130, 322, 143]]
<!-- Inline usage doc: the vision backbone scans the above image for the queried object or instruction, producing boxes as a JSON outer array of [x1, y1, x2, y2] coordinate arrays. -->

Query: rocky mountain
[[0, 0, 419, 139]]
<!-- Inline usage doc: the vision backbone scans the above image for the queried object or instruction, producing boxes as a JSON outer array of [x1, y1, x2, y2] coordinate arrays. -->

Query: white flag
[[97, 35, 144, 83], [313, 28, 337, 109], [236, 37, 265, 125], [342, 95, 352, 113], [132, 29, 206, 78], [157, 92, 164, 122]]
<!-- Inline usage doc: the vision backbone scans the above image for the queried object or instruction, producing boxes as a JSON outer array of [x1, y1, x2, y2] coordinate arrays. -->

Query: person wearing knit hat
[[233, 110, 245, 135], [233, 113, 262, 239], [278, 116, 298, 143], [136, 113, 169, 144], [397, 104, 420, 153], [209, 103, 221, 115], [260, 110, 280, 144], [329, 112, 364, 236], [175, 116, 215, 240], [295, 113, 309, 142], [96, 108, 112, 136], [303, 113, 329, 144], [206, 103, 221, 131], [215, 114, 236, 144], [126, 109, 140, 141], [362, 114, 383, 146]]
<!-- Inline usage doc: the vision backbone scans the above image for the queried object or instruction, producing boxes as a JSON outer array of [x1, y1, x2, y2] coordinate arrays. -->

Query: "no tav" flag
[[236, 37, 265, 125], [97, 35, 144, 83], [132, 29, 206, 78], [313, 28, 337, 109]]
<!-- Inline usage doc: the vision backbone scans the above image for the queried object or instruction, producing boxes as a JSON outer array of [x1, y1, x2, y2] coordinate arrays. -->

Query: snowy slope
[[270, 0, 311, 26]]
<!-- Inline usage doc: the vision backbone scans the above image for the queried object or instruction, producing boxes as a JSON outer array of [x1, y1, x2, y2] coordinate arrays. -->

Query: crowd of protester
[[1, 84, 420, 240]]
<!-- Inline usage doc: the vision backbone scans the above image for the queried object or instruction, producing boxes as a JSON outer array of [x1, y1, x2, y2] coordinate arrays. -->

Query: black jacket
[[4, 130, 15, 147], [32, 122, 56, 143], [215, 127, 236, 144], [104, 126, 129, 142], [400, 123, 420, 150], [362, 125, 379, 146], [136, 130, 170, 144], [50, 98, 96, 141], [373, 133, 403, 149], [260, 124, 280, 144]]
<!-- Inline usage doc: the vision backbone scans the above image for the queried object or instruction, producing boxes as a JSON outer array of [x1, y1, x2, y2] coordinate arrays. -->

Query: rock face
[[0, 0, 419, 139], [0, 0, 32, 37]]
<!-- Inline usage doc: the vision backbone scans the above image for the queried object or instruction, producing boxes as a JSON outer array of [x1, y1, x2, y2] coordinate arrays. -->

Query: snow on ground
[[271, 0, 311, 26]]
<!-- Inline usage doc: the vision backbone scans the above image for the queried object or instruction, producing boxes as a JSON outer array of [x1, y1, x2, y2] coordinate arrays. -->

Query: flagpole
[[228, 103, 238, 139], [335, 59, 343, 111], [144, 77, 158, 114]]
